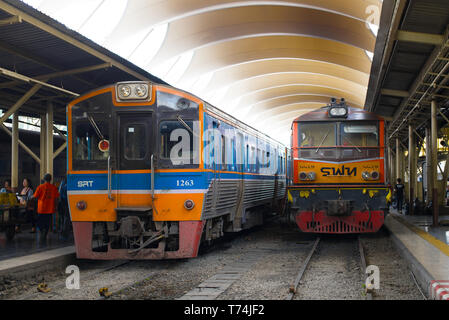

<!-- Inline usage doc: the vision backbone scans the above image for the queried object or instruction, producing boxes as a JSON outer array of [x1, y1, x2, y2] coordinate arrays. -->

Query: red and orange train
[[286, 98, 390, 233]]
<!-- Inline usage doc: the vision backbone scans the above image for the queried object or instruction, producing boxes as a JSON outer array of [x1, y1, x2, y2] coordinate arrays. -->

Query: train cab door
[[115, 112, 153, 210]]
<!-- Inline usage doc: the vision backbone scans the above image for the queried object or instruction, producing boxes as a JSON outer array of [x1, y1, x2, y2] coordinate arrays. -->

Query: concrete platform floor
[[389, 208, 449, 245], [0, 225, 73, 261], [385, 212, 449, 300]]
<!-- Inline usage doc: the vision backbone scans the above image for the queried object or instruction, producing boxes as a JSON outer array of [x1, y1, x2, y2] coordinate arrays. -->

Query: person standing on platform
[[395, 178, 405, 214], [33, 174, 60, 244]]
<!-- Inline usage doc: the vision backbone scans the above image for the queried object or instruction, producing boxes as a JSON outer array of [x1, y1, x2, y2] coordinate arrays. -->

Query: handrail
[[151, 154, 154, 201], [107, 155, 114, 200]]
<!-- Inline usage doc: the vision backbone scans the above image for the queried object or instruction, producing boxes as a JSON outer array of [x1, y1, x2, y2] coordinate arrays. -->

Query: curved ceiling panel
[[26, 0, 382, 144], [104, 0, 381, 45], [225, 84, 365, 114], [195, 58, 369, 93], [148, 5, 375, 65], [248, 95, 363, 120], [175, 35, 372, 83]]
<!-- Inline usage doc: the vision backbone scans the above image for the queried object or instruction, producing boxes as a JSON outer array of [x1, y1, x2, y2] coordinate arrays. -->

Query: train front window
[[299, 122, 336, 147], [341, 122, 378, 147], [73, 120, 110, 161], [71, 92, 112, 170], [124, 124, 147, 160], [159, 120, 198, 167]]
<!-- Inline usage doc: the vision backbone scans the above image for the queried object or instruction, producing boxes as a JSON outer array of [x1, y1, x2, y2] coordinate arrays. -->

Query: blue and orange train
[[67, 81, 287, 259]]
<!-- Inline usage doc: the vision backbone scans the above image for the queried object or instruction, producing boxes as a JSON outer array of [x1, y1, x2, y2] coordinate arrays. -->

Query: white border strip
[[294, 157, 384, 164], [68, 189, 209, 195]]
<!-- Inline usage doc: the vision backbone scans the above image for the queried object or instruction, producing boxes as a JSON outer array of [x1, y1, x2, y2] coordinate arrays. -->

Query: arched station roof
[[23, 0, 383, 144]]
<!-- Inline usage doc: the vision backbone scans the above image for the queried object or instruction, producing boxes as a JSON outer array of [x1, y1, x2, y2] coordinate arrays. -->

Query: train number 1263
[[176, 179, 194, 187]]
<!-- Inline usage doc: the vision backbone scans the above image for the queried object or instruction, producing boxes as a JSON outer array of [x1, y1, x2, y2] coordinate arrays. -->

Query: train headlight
[[362, 171, 371, 180], [118, 85, 131, 98], [329, 107, 348, 118], [371, 171, 379, 180], [307, 172, 316, 181], [299, 172, 315, 181], [116, 82, 151, 101], [135, 84, 147, 97], [184, 199, 195, 210]]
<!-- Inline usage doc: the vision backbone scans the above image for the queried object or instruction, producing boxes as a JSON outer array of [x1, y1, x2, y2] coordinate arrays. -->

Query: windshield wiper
[[315, 129, 330, 153], [343, 136, 362, 153], [85, 112, 104, 140], [177, 115, 199, 137]]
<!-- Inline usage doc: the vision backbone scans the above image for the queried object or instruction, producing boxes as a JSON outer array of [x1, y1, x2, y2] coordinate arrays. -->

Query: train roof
[[293, 106, 384, 123]]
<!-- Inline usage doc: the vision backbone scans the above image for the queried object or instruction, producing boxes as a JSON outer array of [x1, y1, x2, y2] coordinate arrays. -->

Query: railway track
[[287, 236, 374, 300]]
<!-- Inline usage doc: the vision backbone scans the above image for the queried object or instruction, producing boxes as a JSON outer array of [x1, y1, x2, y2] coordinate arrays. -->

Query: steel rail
[[358, 237, 373, 300], [286, 237, 320, 300]]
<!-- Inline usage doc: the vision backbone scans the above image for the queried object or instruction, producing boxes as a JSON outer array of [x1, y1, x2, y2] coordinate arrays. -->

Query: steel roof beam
[[0, 14, 20, 26], [0, 0, 149, 81], [0, 122, 41, 163], [381, 88, 409, 97], [0, 39, 97, 88], [0, 66, 78, 97], [0, 83, 41, 125], [396, 30, 445, 46], [0, 62, 112, 89]]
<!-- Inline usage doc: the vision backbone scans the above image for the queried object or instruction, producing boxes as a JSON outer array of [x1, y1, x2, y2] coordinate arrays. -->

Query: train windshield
[[71, 92, 112, 170], [299, 122, 336, 147], [341, 122, 378, 147], [297, 121, 380, 161], [159, 120, 196, 165]]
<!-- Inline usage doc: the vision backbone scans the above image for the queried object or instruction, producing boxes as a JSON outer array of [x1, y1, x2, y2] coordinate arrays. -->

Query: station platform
[[0, 228, 76, 280], [385, 212, 449, 300]]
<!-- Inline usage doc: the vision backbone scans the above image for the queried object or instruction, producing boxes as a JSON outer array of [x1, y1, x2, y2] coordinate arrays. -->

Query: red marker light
[[98, 139, 110, 152]]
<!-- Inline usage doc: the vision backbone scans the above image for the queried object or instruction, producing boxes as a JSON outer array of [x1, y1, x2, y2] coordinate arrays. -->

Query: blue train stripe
[[67, 172, 281, 191]]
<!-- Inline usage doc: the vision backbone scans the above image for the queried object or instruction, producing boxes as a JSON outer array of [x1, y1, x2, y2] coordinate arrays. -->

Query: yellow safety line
[[391, 214, 449, 258]]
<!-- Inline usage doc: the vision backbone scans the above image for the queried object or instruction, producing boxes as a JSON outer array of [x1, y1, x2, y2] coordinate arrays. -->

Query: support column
[[396, 138, 401, 181], [408, 124, 415, 215], [387, 144, 393, 184], [46, 101, 53, 178], [11, 113, 18, 190], [390, 144, 396, 185], [431, 100, 439, 226], [426, 127, 432, 204], [40, 114, 47, 180]]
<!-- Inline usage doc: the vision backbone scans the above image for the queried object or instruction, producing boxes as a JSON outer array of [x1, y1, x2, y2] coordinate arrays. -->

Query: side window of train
[[251, 146, 256, 173], [236, 132, 244, 172], [246, 144, 249, 172], [231, 137, 236, 171], [221, 134, 226, 170]]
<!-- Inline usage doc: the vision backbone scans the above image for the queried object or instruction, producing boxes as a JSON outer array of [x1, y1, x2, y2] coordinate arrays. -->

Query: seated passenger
[[0, 179, 13, 193], [17, 178, 36, 233]]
